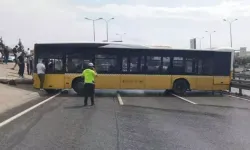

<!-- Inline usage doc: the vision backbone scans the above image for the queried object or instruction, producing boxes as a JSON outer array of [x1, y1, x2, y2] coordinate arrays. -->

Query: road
[[1, 90, 250, 150]]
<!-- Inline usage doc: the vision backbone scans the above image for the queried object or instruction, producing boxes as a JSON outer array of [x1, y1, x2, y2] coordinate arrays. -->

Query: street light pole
[[205, 31, 216, 49], [223, 19, 238, 80], [101, 18, 114, 42], [196, 37, 204, 49], [116, 33, 126, 42], [85, 17, 102, 41], [223, 19, 238, 47]]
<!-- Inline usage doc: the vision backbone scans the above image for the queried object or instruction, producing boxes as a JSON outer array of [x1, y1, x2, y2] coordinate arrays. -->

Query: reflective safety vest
[[82, 69, 97, 84]]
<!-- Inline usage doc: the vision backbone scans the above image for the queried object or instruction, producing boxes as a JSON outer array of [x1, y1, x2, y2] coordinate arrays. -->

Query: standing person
[[82, 63, 97, 106], [0, 51, 2, 63], [36, 60, 46, 90], [17, 52, 25, 78], [12, 46, 18, 70], [3, 46, 9, 64], [25, 48, 31, 75], [29, 54, 34, 75]]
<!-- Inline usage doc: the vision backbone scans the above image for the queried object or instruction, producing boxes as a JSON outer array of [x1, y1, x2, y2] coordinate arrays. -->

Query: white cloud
[[77, 1, 250, 20]]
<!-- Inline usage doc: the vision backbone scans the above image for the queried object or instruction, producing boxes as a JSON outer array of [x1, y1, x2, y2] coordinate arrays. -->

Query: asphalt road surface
[[1, 90, 250, 150]]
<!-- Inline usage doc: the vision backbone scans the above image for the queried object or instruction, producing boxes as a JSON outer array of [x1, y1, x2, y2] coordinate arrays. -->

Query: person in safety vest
[[82, 62, 97, 106]]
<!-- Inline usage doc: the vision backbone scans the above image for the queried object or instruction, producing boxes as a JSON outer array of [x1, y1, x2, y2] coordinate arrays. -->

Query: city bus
[[33, 42, 234, 95]]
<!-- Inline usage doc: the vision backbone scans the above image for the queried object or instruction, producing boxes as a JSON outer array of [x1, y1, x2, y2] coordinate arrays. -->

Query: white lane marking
[[0, 92, 61, 128], [227, 95, 250, 102], [171, 94, 197, 105], [117, 93, 124, 105]]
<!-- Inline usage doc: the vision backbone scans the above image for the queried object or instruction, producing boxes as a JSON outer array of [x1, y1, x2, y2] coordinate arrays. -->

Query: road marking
[[227, 95, 250, 102], [171, 94, 197, 105], [0, 92, 61, 128], [117, 93, 124, 105]]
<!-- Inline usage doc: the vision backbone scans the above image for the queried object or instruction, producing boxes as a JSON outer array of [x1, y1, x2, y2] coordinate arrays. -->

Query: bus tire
[[72, 77, 85, 96], [173, 79, 189, 95]]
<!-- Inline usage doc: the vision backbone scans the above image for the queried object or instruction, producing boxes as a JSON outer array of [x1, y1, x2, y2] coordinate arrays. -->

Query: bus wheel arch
[[72, 77, 85, 95], [172, 78, 190, 95]]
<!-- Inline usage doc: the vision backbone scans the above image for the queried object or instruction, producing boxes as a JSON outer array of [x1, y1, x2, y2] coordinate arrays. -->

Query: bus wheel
[[173, 79, 189, 95], [72, 78, 85, 96]]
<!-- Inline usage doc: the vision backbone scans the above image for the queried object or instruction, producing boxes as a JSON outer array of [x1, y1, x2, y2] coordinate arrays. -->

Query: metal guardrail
[[234, 73, 250, 80], [231, 74, 250, 95]]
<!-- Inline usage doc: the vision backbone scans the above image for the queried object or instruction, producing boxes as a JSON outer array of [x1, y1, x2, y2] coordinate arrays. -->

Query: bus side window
[[122, 57, 128, 72], [198, 60, 203, 74], [162, 57, 170, 73], [140, 56, 146, 72], [172, 57, 184, 74], [202, 58, 213, 75], [146, 56, 161, 73], [196, 58, 213, 75], [185, 58, 196, 74], [130, 57, 139, 73], [95, 54, 118, 73]]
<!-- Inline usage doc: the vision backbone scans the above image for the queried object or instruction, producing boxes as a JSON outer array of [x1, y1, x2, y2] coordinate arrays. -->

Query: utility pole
[[223, 19, 238, 80], [223, 19, 238, 47], [116, 33, 126, 42], [205, 31, 216, 49], [85, 17, 102, 41], [196, 37, 204, 49], [101, 18, 114, 42]]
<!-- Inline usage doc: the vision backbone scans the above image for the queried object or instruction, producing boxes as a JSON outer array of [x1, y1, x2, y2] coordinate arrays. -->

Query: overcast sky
[[0, 0, 250, 49]]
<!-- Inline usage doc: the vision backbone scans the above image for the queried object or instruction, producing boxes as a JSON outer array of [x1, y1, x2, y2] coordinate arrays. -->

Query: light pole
[[85, 17, 102, 41], [101, 18, 114, 42], [196, 37, 204, 49], [223, 19, 238, 80], [116, 33, 126, 42], [205, 31, 216, 49], [223, 19, 238, 47]]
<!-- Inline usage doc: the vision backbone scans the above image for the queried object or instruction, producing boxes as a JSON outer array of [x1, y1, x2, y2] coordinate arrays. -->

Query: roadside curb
[[0, 77, 33, 85], [0, 91, 56, 127], [0, 91, 42, 117]]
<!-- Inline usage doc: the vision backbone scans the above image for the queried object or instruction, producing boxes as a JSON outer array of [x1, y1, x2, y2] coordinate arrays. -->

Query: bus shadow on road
[[59, 89, 226, 98]]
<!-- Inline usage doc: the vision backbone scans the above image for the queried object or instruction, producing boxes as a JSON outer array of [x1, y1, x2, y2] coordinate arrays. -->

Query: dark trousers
[[27, 63, 30, 75], [18, 63, 25, 77], [30, 60, 33, 75], [4, 55, 8, 64], [38, 74, 45, 89], [84, 83, 95, 105]]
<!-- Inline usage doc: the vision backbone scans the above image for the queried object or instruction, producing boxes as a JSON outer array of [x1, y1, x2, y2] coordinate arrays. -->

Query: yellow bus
[[33, 43, 234, 95]]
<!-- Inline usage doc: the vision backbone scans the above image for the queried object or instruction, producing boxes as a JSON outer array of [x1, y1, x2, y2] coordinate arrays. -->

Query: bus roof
[[35, 42, 234, 52]]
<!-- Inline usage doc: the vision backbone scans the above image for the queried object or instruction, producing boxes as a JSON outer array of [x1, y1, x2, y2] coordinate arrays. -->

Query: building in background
[[190, 38, 196, 49], [239, 47, 250, 57]]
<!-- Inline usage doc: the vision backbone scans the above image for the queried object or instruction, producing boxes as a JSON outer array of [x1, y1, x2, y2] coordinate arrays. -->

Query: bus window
[[198, 60, 203, 74], [37, 53, 64, 74], [162, 57, 170, 73], [202, 58, 213, 75], [130, 57, 139, 72], [66, 52, 91, 73], [146, 56, 161, 73], [140, 56, 146, 72], [185, 58, 196, 74], [172, 57, 184, 74], [67, 58, 83, 73], [95, 54, 117, 73], [122, 57, 128, 72]]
